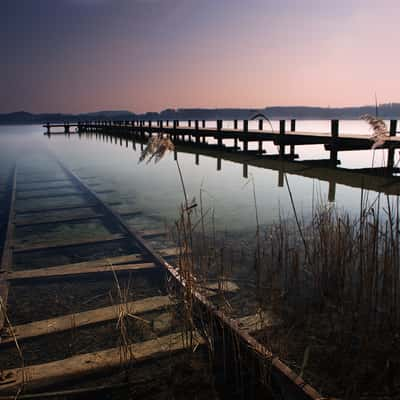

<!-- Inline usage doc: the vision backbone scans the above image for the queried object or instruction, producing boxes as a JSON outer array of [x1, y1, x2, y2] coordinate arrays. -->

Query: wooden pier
[[0, 155, 323, 399], [44, 118, 400, 171], [45, 119, 400, 202]]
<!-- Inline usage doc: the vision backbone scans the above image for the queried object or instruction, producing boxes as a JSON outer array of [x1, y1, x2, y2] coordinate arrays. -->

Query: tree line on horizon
[[1, 103, 400, 124]]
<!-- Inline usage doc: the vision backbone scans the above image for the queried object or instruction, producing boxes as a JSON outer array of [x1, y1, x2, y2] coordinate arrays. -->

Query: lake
[[1, 120, 398, 236]]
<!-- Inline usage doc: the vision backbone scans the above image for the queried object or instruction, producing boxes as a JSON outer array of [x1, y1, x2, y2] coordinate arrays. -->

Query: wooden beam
[[0, 167, 17, 332], [6, 247, 179, 281], [17, 178, 69, 185], [16, 185, 75, 193], [236, 311, 282, 334], [15, 192, 81, 201], [6, 261, 157, 281], [15, 203, 98, 215], [15, 213, 105, 227], [6, 248, 179, 282], [138, 229, 167, 238], [13, 234, 126, 253], [0, 296, 173, 344], [0, 332, 203, 395], [15, 208, 100, 226]]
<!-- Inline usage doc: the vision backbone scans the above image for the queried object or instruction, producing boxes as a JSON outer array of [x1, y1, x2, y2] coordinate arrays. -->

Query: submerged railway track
[[0, 153, 324, 399]]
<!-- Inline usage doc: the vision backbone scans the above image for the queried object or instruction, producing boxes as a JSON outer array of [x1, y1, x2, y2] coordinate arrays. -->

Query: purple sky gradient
[[1, 0, 399, 113]]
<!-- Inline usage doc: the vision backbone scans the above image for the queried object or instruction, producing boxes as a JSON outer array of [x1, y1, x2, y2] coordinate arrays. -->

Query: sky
[[1, 0, 399, 113]]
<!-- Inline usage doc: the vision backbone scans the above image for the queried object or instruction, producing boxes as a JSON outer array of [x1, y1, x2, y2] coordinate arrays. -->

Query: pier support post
[[65, 124, 70, 134], [243, 120, 248, 152], [195, 154, 199, 165], [278, 169, 284, 187], [217, 120, 223, 147], [279, 120, 286, 156], [234, 120, 238, 130], [258, 120, 263, 130], [217, 157, 222, 171], [46, 123, 51, 134], [290, 119, 296, 132], [243, 163, 248, 178], [195, 120, 200, 144], [330, 120, 339, 165], [387, 120, 398, 170], [328, 180, 336, 202], [202, 120, 206, 128]]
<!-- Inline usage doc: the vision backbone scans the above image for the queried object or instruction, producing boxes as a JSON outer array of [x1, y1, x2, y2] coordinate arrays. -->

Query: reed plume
[[139, 134, 175, 164], [361, 114, 389, 149]]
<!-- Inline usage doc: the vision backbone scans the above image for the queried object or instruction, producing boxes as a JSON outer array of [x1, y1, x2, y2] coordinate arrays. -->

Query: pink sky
[[1, 0, 400, 113]]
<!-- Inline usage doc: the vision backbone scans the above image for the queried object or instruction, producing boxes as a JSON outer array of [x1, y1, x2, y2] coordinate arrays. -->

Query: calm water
[[0, 121, 399, 235]]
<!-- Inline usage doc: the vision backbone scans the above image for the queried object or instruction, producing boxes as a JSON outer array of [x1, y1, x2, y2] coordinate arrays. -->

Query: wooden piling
[[279, 120, 286, 156], [387, 120, 398, 169], [217, 120, 223, 147], [243, 120, 249, 152], [330, 120, 339, 164]]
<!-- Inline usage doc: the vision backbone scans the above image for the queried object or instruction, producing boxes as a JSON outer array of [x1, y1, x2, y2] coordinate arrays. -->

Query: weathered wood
[[0, 332, 203, 395], [0, 296, 173, 344], [13, 233, 126, 253], [17, 178, 69, 185], [15, 213, 105, 227], [6, 261, 156, 281], [0, 167, 17, 332], [237, 311, 282, 333], [15, 207, 100, 226], [199, 280, 240, 296], [15, 203, 97, 215], [6, 248, 180, 282], [16, 185, 75, 193], [15, 192, 81, 201], [138, 229, 167, 238], [55, 159, 323, 400]]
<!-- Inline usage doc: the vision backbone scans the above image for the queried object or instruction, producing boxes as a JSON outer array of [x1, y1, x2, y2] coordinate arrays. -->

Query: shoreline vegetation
[[140, 118, 400, 398], [2, 103, 400, 124]]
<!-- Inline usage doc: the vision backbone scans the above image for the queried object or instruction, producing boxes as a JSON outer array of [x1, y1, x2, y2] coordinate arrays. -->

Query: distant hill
[[1, 104, 400, 124], [0, 111, 137, 125]]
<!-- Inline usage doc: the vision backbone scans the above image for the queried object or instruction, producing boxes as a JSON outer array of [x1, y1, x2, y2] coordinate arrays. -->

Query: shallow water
[[0, 121, 399, 235]]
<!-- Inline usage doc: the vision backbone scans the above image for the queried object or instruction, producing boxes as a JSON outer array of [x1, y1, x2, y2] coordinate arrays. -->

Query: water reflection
[[1, 124, 400, 234]]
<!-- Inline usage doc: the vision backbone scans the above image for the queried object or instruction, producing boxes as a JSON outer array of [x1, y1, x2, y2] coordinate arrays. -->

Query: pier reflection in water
[[43, 121, 400, 234]]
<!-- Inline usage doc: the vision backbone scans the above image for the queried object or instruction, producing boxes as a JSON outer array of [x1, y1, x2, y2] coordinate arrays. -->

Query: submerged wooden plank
[[138, 229, 167, 238], [15, 213, 105, 227], [15, 207, 100, 226], [237, 311, 282, 333], [0, 332, 203, 395], [15, 203, 98, 215], [16, 185, 76, 193], [6, 248, 180, 282], [13, 233, 126, 253], [6, 261, 157, 281], [0, 167, 17, 332], [0, 296, 173, 344], [17, 178, 69, 185], [15, 192, 82, 201]]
